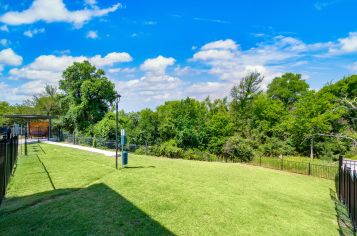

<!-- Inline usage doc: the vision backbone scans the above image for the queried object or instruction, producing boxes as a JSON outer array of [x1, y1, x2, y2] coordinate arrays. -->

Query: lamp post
[[115, 94, 122, 169]]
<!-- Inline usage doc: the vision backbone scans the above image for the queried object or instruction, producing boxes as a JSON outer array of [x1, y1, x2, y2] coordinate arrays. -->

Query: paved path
[[42, 141, 117, 157]]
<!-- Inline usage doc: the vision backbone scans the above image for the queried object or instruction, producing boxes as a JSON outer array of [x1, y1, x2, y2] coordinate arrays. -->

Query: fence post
[[339, 156, 343, 199], [308, 162, 311, 176], [281, 158, 283, 170]]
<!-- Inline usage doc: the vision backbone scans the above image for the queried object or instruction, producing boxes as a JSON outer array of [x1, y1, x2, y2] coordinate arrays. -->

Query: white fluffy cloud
[[201, 39, 238, 50], [115, 55, 183, 109], [9, 52, 132, 82], [328, 32, 357, 55], [0, 48, 23, 66], [140, 55, 175, 75], [0, 0, 121, 27]]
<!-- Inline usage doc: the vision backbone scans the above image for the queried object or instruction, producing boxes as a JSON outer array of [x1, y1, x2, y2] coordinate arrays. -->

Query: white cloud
[[0, 0, 121, 27], [201, 39, 238, 50], [108, 67, 136, 74], [9, 52, 133, 82], [112, 55, 183, 110], [87, 30, 98, 39], [140, 55, 175, 75], [328, 32, 357, 55], [0, 25, 8, 32], [23, 28, 45, 37], [0, 48, 23, 66], [185, 82, 231, 100], [91, 52, 132, 67]]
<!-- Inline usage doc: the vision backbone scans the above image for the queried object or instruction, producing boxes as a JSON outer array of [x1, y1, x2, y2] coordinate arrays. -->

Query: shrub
[[134, 146, 147, 155], [159, 139, 185, 159], [223, 136, 254, 162], [261, 137, 295, 157]]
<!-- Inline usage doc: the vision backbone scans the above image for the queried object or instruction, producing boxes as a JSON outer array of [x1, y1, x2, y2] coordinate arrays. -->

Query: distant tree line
[[1, 61, 356, 161]]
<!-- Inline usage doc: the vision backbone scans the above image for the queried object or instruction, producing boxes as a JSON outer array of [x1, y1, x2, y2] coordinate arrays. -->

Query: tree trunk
[[310, 137, 314, 159]]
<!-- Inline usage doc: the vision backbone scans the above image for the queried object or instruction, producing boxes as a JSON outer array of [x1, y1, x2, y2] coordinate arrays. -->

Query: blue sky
[[0, 0, 357, 111]]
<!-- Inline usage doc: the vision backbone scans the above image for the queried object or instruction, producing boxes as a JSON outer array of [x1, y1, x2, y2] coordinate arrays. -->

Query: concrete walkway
[[42, 141, 117, 157]]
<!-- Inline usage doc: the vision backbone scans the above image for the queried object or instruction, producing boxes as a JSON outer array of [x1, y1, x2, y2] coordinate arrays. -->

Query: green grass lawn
[[0, 143, 348, 235]]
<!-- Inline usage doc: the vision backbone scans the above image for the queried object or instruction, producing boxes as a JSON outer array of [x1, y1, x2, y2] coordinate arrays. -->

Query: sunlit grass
[[0, 143, 343, 235]]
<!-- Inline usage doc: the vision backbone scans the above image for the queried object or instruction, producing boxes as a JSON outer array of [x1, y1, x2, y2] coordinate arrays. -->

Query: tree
[[135, 109, 159, 145], [27, 85, 60, 116], [231, 71, 263, 108], [267, 73, 309, 107], [0, 102, 11, 125], [59, 61, 117, 134], [289, 91, 347, 157], [230, 72, 264, 137]]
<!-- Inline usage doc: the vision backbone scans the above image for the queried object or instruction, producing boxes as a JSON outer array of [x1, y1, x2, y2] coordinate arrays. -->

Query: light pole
[[115, 94, 122, 169]]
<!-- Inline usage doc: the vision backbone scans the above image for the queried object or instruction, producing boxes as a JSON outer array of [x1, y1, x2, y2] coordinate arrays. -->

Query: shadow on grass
[[330, 188, 355, 236], [26, 143, 46, 155], [0, 183, 173, 235], [124, 166, 156, 169]]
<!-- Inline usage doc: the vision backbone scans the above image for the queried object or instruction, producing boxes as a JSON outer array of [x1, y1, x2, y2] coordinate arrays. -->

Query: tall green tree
[[230, 72, 264, 137], [59, 61, 117, 134], [267, 73, 309, 107]]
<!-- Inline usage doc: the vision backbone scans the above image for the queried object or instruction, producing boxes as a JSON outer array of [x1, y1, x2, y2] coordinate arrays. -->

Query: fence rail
[[0, 135, 19, 205], [250, 156, 338, 180]]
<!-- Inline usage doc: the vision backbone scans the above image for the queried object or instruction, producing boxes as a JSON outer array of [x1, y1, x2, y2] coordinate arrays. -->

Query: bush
[[261, 137, 295, 157], [223, 136, 254, 162], [134, 146, 147, 155], [158, 139, 185, 159]]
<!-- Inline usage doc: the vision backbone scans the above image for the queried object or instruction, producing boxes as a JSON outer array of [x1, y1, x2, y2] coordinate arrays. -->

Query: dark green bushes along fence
[[62, 134, 338, 180], [250, 156, 338, 180], [0, 135, 19, 205]]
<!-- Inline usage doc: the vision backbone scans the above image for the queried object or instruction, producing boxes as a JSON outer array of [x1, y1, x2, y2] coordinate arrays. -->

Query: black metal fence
[[250, 156, 338, 180], [338, 157, 357, 230], [0, 135, 19, 205]]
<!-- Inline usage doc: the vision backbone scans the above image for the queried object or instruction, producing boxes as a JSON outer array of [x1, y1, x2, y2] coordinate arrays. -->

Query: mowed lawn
[[0, 143, 340, 235]]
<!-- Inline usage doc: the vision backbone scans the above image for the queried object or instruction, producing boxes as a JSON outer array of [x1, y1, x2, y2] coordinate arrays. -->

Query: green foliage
[[261, 137, 295, 157], [158, 139, 185, 159], [93, 111, 130, 140], [59, 61, 116, 134], [223, 136, 254, 162], [267, 73, 309, 106]]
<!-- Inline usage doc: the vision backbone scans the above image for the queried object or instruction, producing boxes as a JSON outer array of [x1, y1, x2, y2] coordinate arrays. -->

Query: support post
[[339, 156, 343, 199], [48, 118, 51, 141], [145, 141, 148, 156], [115, 97, 119, 170]]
